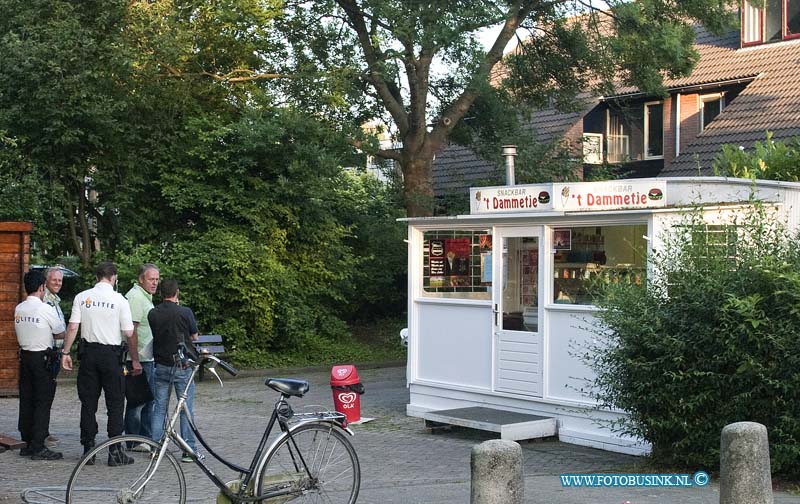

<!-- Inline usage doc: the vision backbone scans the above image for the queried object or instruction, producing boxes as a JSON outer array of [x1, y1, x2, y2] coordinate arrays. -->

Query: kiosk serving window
[[422, 229, 492, 299], [552, 224, 647, 305]]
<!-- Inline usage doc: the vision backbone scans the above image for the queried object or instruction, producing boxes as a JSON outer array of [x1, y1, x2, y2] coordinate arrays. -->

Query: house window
[[743, 0, 762, 43], [606, 107, 636, 163], [789, 0, 800, 36], [766, 0, 783, 40], [582, 133, 604, 164], [644, 102, 663, 159], [700, 94, 725, 131], [742, 0, 800, 43]]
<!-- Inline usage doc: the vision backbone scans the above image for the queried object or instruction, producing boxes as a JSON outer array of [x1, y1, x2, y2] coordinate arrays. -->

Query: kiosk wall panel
[[545, 309, 598, 404], [416, 302, 491, 389]]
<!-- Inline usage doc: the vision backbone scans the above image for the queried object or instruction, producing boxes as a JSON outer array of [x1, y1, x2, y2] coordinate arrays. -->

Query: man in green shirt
[[124, 263, 159, 450]]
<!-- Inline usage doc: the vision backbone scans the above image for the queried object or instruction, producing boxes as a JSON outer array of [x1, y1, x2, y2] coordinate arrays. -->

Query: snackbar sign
[[470, 180, 667, 214]]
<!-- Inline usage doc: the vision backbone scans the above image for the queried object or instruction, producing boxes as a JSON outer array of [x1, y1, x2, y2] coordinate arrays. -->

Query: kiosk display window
[[552, 224, 647, 305], [422, 229, 491, 299]]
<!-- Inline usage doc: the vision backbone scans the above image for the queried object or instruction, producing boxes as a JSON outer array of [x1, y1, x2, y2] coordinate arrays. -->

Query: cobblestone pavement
[[1, 364, 799, 503]]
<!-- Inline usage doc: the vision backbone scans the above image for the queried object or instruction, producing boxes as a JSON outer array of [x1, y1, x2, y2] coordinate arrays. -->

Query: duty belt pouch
[[118, 342, 128, 366], [45, 347, 61, 379]]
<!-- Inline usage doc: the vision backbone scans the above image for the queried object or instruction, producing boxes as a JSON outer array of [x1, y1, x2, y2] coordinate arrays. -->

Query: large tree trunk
[[401, 156, 435, 217], [65, 184, 94, 268]]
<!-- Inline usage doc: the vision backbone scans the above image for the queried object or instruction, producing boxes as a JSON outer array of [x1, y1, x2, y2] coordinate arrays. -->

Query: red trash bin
[[330, 365, 364, 423]]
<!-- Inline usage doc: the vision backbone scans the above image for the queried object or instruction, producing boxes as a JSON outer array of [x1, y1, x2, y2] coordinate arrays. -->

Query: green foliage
[[587, 204, 800, 476], [111, 106, 405, 357], [328, 170, 408, 320], [231, 316, 407, 369], [713, 131, 800, 181], [0, 0, 137, 264], [0, 134, 61, 250]]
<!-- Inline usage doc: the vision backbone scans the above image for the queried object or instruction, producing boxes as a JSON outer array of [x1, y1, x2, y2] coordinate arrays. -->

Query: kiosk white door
[[493, 228, 543, 397]]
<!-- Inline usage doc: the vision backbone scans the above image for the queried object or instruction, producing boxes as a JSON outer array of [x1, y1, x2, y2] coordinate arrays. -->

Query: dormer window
[[743, 0, 800, 45], [790, 0, 800, 36], [700, 93, 725, 131]]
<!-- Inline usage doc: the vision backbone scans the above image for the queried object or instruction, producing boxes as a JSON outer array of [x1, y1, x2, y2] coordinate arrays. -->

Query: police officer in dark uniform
[[15, 270, 66, 460], [61, 262, 139, 466]]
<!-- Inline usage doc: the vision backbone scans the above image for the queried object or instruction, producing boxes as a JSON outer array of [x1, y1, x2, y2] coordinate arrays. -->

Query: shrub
[[713, 131, 800, 181], [586, 204, 800, 476]]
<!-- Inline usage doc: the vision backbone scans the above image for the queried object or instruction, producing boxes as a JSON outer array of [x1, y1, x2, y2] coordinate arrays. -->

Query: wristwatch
[[62, 350, 70, 355]]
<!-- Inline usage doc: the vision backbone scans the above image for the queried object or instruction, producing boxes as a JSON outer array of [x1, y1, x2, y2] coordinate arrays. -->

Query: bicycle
[[64, 352, 360, 503]]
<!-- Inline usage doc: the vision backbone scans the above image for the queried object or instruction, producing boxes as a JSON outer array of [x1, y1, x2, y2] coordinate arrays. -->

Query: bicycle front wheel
[[65, 435, 186, 504], [257, 422, 360, 504]]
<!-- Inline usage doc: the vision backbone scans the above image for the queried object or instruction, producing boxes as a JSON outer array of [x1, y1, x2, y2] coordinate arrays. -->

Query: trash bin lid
[[330, 364, 360, 386]]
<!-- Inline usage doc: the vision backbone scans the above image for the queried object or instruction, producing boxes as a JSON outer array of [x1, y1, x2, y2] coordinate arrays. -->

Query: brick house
[[432, 6, 800, 195]]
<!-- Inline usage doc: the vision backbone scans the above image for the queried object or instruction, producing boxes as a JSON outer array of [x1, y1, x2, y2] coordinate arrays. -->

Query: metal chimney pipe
[[503, 145, 517, 186]]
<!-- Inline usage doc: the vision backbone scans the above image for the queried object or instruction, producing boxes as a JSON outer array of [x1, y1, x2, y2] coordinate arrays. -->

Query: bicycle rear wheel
[[257, 422, 360, 504], [65, 435, 186, 504]]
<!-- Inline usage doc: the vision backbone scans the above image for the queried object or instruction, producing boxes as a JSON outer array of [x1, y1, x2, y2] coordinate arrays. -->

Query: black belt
[[83, 342, 123, 350], [20, 348, 51, 354]]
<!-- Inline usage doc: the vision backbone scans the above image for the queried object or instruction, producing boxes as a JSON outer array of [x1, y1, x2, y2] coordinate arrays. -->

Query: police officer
[[15, 270, 66, 460], [43, 266, 65, 446], [43, 267, 65, 326], [61, 261, 138, 466]]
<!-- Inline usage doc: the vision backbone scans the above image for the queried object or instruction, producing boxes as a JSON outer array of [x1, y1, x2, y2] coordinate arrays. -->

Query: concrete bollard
[[719, 421, 773, 504], [471, 439, 523, 504]]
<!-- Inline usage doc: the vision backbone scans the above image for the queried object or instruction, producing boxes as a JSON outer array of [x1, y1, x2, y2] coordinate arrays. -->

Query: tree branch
[[336, 0, 409, 135], [349, 137, 402, 161], [429, 0, 538, 148], [161, 65, 292, 82]]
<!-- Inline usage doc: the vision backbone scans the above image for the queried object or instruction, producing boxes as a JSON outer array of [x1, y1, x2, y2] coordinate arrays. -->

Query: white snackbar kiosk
[[403, 177, 800, 454]]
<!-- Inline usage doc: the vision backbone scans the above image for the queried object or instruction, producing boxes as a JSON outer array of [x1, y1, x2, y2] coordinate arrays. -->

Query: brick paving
[[1, 365, 799, 503]]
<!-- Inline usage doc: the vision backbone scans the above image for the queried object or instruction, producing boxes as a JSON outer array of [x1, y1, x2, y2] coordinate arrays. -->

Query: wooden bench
[[194, 334, 225, 381], [0, 434, 25, 451]]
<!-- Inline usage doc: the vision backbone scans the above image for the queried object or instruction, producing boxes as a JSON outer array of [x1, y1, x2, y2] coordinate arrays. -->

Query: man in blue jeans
[[124, 264, 159, 450], [148, 279, 200, 462]]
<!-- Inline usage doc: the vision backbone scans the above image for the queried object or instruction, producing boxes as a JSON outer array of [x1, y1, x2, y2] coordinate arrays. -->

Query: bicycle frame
[[148, 359, 353, 503]]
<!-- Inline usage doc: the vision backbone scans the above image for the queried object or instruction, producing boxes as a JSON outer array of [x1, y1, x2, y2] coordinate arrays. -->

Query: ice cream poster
[[428, 239, 446, 287], [479, 234, 492, 284], [445, 238, 471, 286]]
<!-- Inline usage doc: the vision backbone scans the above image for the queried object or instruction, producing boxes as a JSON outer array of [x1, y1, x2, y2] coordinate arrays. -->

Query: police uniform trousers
[[18, 350, 57, 452], [77, 342, 125, 447]]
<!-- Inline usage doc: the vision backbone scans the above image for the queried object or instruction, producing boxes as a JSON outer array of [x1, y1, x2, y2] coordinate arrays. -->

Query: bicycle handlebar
[[205, 354, 238, 377]]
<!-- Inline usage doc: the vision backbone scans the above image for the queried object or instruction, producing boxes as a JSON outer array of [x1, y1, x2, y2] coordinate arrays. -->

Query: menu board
[[429, 239, 446, 287]]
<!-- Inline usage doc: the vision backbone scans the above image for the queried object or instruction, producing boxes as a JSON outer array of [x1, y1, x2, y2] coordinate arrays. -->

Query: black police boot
[[108, 443, 134, 467], [83, 441, 96, 466], [31, 447, 63, 460]]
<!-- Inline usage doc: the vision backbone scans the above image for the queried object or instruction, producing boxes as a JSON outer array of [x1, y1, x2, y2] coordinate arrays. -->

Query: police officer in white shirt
[[61, 261, 138, 466], [15, 270, 66, 460]]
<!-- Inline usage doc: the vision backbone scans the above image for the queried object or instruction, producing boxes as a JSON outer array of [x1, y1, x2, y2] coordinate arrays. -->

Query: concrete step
[[420, 406, 557, 441]]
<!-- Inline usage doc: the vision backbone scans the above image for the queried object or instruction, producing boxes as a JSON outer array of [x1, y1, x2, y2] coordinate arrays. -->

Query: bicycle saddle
[[265, 378, 309, 397]]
